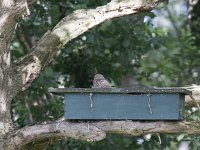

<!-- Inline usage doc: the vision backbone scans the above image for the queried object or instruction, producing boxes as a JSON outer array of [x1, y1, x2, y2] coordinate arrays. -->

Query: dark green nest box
[[48, 87, 191, 120]]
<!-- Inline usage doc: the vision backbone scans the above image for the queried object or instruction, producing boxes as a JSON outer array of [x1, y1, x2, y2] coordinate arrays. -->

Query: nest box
[[48, 87, 191, 120]]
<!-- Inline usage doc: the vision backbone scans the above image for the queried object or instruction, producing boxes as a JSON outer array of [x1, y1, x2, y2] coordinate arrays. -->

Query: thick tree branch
[[10, 120, 200, 149], [15, 0, 165, 92], [184, 85, 200, 106], [11, 121, 106, 149]]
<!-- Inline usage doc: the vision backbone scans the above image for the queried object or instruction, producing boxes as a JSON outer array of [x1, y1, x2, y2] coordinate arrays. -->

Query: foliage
[[10, 0, 200, 149], [138, 28, 200, 86]]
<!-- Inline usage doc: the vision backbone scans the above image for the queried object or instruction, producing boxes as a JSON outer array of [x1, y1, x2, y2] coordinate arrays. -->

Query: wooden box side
[[64, 93, 184, 120]]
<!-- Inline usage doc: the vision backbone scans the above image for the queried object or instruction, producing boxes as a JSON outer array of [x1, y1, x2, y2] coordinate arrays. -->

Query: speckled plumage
[[93, 74, 111, 88]]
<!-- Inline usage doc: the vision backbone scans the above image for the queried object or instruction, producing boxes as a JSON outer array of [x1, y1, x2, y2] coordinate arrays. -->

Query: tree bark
[[184, 85, 200, 106], [0, 1, 22, 149], [9, 120, 200, 149], [0, 51, 16, 149]]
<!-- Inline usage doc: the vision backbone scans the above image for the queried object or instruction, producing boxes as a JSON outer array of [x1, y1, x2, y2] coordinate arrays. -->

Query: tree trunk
[[0, 3, 18, 147], [0, 49, 16, 150]]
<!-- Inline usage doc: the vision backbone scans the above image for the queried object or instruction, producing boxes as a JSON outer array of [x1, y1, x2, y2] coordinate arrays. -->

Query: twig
[[166, 6, 180, 36], [25, 0, 30, 15], [184, 109, 198, 119], [16, 24, 32, 53], [156, 133, 162, 144], [23, 94, 33, 123]]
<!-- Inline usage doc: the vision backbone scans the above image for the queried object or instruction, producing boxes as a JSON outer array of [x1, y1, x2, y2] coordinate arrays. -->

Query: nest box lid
[[48, 87, 191, 95]]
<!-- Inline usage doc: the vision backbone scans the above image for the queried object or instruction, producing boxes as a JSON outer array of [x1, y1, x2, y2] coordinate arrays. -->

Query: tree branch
[[186, 0, 199, 28], [0, 0, 37, 53], [166, 6, 180, 36], [184, 85, 200, 106], [15, 0, 165, 92], [11, 121, 106, 149], [10, 120, 200, 149], [16, 24, 32, 53], [16, 0, 38, 6]]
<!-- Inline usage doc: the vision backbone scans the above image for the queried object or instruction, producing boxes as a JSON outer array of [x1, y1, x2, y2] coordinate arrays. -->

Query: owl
[[93, 74, 111, 88]]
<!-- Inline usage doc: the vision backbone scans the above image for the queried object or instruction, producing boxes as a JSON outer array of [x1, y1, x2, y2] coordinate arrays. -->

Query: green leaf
[[177, 134, 185, 141]]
